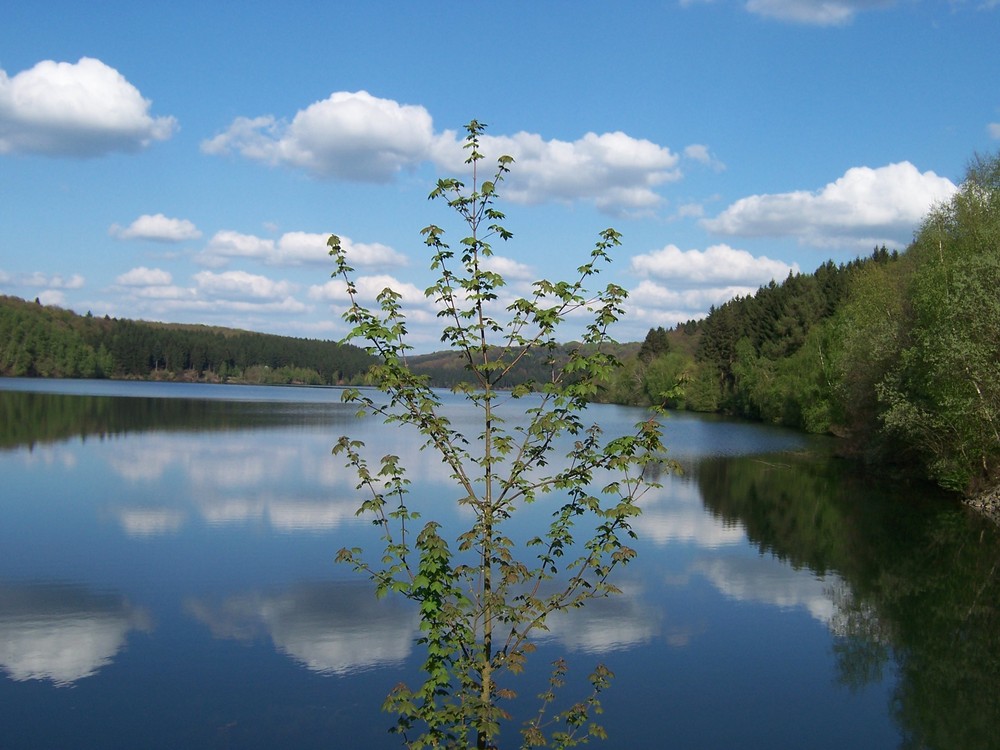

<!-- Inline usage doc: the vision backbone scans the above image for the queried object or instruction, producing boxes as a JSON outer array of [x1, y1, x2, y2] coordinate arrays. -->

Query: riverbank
[[966, 484, 1000, 525]]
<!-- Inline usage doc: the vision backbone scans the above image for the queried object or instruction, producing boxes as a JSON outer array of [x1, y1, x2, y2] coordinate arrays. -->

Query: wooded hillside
[[0, 296, 375, 384], [609, 152, 1000, 496]]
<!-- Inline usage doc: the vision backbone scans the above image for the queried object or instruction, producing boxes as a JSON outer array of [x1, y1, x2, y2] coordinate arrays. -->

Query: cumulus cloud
[[205, 90, 683, 213], [744, 0, 896, 25], [482, 255, 535, 281], [200, 230, 273, 266], [989, 122, 1000, 139], [199, 230, 406, 269], [1, 272, 83, 307], [36, 290, 67, 306], [703, 161, 957, 248], [112, 267, 193, 303], [193, 270, 296, 301], [432, 129, 681, 213], [110, 214, 201, 242], [684, 144, 726, 172], [202, 90, 434, 181], [604, 243, 765, 339], [115, 267, 173, 286], [308, 274, 424, 305], [0, 57, 176, 157], [631, 243, 797, 286], [18, 271, 85, 289], [627, 279, 756, 320]]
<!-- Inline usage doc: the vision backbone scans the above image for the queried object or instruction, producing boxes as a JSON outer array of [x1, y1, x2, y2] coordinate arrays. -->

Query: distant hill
[[406, 340, 642, 389], [0, 294, 375, 384], [0, 293, 654, 390]]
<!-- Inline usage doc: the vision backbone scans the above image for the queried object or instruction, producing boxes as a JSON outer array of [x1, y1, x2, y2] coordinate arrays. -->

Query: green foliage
[[696, 449, 1000, 750], [0, 295, 375, 384], [0, 296, 112, 378], [832, 254, 911, 456], [637, 326, 670, 362], [329, 121, 666, 749], [581, 151, 1000, 498], [873, 153, 1000, 491], [693, 258, 858, 418], [595, 324, 699, 409]]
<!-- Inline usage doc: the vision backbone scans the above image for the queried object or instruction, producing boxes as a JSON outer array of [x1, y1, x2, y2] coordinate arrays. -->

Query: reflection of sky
[[0, 582, 150, 686], [692, 554, 841, 625], [539, 582, 660, 654], [116, 507, 186, 536], [186, 581, 418, 676], [102, 432, 383, 536], [636, 476, 747, 549]]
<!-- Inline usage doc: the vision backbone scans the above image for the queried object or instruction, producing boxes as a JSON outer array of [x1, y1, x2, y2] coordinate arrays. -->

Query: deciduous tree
[[329, 121, 666, 749]]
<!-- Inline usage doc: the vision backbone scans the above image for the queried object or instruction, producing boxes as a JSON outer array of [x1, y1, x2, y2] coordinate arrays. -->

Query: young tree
[[329, 121, 666, 749]]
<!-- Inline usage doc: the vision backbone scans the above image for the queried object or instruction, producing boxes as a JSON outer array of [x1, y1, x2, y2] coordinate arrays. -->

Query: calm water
[[1, 378, 998, 749]]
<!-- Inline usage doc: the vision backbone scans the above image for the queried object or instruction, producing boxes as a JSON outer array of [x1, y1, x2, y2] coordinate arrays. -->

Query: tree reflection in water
[[695, 452, 1000, 750]]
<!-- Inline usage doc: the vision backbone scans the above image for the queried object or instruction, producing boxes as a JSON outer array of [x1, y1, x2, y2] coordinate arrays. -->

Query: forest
[[602, 153, 1000, 497], [0, 296, 375, 385]]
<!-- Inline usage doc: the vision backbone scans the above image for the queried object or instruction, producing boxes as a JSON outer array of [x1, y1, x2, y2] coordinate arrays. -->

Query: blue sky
[[1, 1, 998, 351]]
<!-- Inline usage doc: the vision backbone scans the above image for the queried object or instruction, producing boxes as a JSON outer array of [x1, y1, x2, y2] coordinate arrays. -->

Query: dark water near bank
[[1, 378, 997, 749]]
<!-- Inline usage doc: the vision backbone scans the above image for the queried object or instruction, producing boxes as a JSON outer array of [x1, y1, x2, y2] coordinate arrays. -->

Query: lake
[[1, 378, 998, 749]]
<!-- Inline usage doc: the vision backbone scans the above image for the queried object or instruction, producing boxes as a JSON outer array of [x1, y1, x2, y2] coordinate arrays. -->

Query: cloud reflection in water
[[693, 555, 842, 625], [539, 582, 661, 654], [0, 582, 151, 686], [186, 581, 419, 676]]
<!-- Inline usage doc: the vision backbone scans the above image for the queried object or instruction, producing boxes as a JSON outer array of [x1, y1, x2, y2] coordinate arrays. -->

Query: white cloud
[[482, 255, 535, 281], [19, 272, 85, 289], [36, 290, 66, 306], [193, 270, 296, 301], [627, 279, 756, 317], [278, 231, 406, 268], [130, 285, 192, 300], [674, 202, 707, 220], [110, 214, 201, 242], [272, 231, 330, 265], [202, 90, 434, 181], [2, 273, 83, 307], [200, 230, 407, 270], [631, 243, 797, 286], [744, 0, 896, 25], [431, 128, 681, 213], [684, 143, 726, 172], [0, 57, 176, 157], [205, 90, 683, 213], [200, 230, 274, 266], [308, 274, 424, 305], [116, 266, 173, 286], [703, 161, 957, 248], [989, 122, 1000, 139]]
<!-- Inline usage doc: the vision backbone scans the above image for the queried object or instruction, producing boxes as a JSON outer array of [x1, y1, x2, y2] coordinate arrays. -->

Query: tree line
[[603, 152, 1000, 496], [0, 295, 375, 385]]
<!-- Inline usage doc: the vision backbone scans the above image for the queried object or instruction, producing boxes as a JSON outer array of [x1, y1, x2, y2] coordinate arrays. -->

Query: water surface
[[1, 378, 997, 749]]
